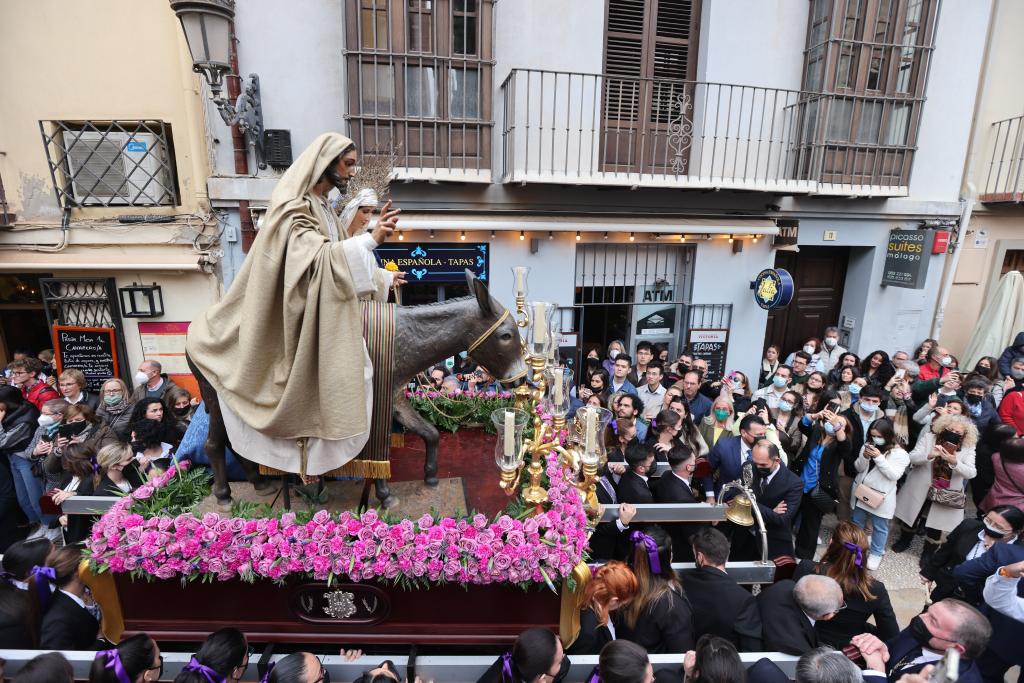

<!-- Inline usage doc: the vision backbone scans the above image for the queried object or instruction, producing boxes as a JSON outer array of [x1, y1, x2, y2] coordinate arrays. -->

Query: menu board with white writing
[[53, 325, 120, 392]]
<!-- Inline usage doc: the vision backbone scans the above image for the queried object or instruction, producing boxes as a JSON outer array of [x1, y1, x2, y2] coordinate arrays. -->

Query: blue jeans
[[9, 455, 54, 526], [851, 505, 890, 557]]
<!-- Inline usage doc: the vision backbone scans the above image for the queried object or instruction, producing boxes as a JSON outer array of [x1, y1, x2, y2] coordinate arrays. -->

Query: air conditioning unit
[[62, 131, 172, 205]]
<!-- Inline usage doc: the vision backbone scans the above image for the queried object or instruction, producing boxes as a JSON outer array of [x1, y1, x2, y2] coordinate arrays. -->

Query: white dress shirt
[[983, 571, 1024, 622]]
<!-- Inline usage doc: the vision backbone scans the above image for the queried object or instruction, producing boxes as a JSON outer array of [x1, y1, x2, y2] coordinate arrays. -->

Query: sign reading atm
[[374, 242, 489, 284]]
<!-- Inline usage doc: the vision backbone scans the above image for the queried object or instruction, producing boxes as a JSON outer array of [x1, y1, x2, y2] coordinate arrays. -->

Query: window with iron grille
[[39, 120, 180, 209], [795, 0, 937, 187], [343, 0, 494, 172]]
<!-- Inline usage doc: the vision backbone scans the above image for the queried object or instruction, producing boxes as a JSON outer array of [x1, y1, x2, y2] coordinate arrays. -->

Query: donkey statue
[[187, 270, 527, 508]]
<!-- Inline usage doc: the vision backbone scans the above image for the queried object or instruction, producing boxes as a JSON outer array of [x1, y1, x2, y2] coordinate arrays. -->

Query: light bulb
[[490, 230, 496, 239], [603, 232, 608, 240], [429, 230, 435, 239], [728, 234, 734, 243], [680, 234, 685, 242], [519, 230, 525, 241], [629, 232, 635, 242], [460, 230, 466, 241], [575, 231, 581, 241], [548, 231, 554, 240], [753, 235, 759, 243], [398, 230, 404, 241]]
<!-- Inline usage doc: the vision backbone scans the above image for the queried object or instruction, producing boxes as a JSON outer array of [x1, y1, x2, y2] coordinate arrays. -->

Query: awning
[[0, 250, 204, 272], [389, 214, 778, 235]]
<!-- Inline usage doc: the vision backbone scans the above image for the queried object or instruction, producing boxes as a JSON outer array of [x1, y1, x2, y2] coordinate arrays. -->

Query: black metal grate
[[40, 278, 120, 328], [39, 120, 180, 209], [687, 303, 732, 330], [263, 129, 293, 168], [574, 242, 694, 305]]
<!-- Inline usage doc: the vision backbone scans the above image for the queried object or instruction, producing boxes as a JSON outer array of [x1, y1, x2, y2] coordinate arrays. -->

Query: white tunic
[[218, 199, 390, 476]]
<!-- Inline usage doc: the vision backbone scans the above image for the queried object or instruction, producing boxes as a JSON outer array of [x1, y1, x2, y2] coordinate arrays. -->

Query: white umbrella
[[962, 270, 1024, 370]]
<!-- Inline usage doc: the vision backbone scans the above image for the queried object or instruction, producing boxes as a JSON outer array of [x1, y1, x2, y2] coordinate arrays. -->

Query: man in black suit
[[681, 527, 762, 651], [39, 588, 102, 650], [729, 439, 803, 561], [617, 441, 655, 505], [757, 575, 844, 655], [850, 598, 991, 683], [654, 444, 702, 561]]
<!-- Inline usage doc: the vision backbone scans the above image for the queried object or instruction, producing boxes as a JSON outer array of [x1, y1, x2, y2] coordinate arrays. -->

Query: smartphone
[[928, 647, 959, 683]]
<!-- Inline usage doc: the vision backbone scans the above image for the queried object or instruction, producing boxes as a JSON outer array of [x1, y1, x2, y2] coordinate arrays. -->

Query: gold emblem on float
[[756, 276, 778, 305], [383, 259, 400, 272]]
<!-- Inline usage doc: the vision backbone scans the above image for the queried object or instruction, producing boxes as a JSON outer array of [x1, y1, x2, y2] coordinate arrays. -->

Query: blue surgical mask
[[778, 400, 794, 413], [773, 375, 788, 388], [824, 422, 836, 435], [860, 401, 877, 413], [848, 383, 861, 395]]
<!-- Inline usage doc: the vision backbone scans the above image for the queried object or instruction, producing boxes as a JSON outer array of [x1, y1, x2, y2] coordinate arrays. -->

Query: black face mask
[[965, 394, 982, 405], [585, 357, 600, 369], [938, 429, 964, 446], [755, 465, 774, 477], [173, 406, 191, 417], [908, 615, 935, 648]]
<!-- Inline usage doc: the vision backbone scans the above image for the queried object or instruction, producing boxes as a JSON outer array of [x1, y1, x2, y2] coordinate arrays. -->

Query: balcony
[[500, 69, 914, 196], [979, 114, 1024, 203]]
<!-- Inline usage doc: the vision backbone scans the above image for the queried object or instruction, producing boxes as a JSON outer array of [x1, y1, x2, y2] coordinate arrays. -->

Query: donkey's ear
[[466, 269, 494, 316]]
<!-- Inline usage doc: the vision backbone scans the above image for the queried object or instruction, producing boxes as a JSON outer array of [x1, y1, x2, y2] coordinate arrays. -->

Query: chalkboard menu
[[52, 325, 120, 392], [687, 329, 729, 381]]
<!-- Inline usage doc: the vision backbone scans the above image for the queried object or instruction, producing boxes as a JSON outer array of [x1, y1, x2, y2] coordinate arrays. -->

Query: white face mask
[[871, 436, 886, 446], [803, 345, 815, 355], [134, 371, 149, 386], [38, 415, 55, 427], [824, 337, 838, 348], [609, 350, 620, 360]]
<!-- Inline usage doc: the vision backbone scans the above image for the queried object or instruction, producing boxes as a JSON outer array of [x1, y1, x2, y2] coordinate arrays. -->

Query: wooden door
[[764, 246, 849, 356]]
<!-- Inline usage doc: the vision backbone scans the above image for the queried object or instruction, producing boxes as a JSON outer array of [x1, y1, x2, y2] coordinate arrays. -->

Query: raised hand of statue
[[371, 200, 401, 244], [392, 271, 408, 288]]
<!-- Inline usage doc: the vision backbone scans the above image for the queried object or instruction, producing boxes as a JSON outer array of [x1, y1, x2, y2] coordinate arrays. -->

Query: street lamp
[[169, 0, 267, 167]]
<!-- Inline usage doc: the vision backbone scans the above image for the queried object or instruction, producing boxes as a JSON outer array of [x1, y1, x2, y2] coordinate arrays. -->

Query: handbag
[[808, 484, 837, 514], [927, 485, 966, 509], [853, 482, 886, 509]]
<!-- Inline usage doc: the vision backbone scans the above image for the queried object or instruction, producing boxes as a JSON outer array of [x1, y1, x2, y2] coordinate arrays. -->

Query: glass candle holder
[[512, 266, 531, 300], [574, 404, 614, 465], [491, 408, 530, 471], [543, 366, 573, 418], [526, 301, 556, 358]]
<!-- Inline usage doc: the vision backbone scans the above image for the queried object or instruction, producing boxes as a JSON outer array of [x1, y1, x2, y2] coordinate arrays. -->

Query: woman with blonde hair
[[56, 368, 99, 411], [95, 377, 134, 441], [94, 442, 143, 496], [698, 396, 734, 450], [792, 522, 899, 647], [892, 413, 978, 561], [567, 561, 639, 654]]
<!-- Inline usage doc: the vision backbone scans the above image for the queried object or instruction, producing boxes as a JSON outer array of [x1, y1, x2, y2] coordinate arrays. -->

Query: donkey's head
[[464, 270, 527, 387]]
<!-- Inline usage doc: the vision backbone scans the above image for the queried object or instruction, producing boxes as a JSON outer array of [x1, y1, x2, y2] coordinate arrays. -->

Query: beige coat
[[893, 431, 976, 532], [852, 444, 910, 520]]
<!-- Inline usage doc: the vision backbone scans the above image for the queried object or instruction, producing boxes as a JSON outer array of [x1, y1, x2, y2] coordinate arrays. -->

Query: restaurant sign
[[374, 242, 488, 284]]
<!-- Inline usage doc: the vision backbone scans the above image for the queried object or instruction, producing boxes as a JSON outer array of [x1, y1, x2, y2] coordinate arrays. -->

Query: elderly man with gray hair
[[749, 646, 877, 683], [756, 575, 845, 655]]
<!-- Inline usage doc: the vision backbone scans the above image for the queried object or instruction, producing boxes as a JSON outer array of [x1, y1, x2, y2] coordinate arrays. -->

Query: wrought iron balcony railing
[[500, 69, 915, 195], [980, 114, 1024, 202]]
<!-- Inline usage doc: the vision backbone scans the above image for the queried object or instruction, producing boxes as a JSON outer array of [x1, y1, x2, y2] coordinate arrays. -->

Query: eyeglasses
[[147, 656, 164, 678], [313, 658, 331, 683]]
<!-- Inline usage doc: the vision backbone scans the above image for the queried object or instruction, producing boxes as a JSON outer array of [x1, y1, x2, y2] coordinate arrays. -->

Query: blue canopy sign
[[374, 242, 488, 284]]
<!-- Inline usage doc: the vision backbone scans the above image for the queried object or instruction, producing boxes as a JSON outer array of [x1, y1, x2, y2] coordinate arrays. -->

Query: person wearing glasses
[[89, 633, 163, 683], [756, 574, 845, 655], [7, 358, 59, 411]]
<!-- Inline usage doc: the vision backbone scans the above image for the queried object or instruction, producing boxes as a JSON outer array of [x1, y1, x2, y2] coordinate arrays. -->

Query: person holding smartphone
[[851, 418, 910, 570]]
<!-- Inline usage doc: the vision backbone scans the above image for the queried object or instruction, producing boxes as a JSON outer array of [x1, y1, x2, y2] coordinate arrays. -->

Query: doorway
[[0, 274, 54, 361], [763, 246, 849, 356]]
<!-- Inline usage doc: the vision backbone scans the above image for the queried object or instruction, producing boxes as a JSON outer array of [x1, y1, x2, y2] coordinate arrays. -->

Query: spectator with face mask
[[603, 340, 627, 377], [820, 327, 847, 372], [997, 331, 1024, 378], [997, 358, 1024, 436], [918, 345, 954, 383], [131, 360, 179, 403], [753, 365, 792, 411], [95, 378, 135, 442]]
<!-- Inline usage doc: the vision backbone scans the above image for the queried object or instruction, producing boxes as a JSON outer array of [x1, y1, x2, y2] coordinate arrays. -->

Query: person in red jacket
[[997, 358, 1024, 435], [8, 358, 60, 410]]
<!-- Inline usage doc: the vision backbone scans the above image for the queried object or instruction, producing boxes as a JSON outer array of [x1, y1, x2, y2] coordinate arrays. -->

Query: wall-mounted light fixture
[[169, 0, 268, 167], [460, 230, 466, 241], [119, 283, 164, 318], [519, 230, 525, 241]]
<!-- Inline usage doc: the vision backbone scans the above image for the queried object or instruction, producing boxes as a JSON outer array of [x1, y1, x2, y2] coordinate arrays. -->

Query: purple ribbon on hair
[[29, 565, 55, 611], [259, 662, 276, 683], [500, 652, 514, 683], [98, 649, 132, 683], [842, 542, 864, 568], [184, 656, 226, 683], [610, 420, 619, 435], [630, 531, 662, 574], [585, 666, 601, 683], [90, 456, 99, 474]]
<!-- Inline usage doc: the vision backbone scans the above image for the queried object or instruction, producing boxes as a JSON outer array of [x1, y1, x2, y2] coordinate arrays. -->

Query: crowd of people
[[4, 328, 1024, 682], [0, 349, 196, 549]]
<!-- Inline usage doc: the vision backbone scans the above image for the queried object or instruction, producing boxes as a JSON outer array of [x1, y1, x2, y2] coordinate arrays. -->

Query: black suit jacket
[[792, 560, 900, 647], [654, 472, 701, 562], [756, 579, 819, 655], [617, 470, 654, 505], [589, 477, 630, 561], [39, 590, 100, 650], [841, 406, 871, 475], [680, 566, 762, 651], [920, 518, 985, 604], [750, 466, 803, 559], [614, 589, 695, 654]]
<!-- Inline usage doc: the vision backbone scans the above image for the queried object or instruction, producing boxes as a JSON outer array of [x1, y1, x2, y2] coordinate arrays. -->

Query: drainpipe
[[1, 208, 71, 253], [930, 183, 976, 340], [227, 19, 255, 253]]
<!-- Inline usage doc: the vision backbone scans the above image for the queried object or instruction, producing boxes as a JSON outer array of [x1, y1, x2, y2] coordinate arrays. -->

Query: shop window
[[39, 120, 180, 209]]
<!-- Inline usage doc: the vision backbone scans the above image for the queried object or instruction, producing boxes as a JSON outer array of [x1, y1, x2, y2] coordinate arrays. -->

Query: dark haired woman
[[476, 627, 568, 683], [682, 635, 746, 683], [616, 527, 694, 653], [644, 409, 684, 462], [594, 640, 653, 683], [850, 417, 909, 570], [130, 397, 185, 448], [38, 546, 102, 649], [47, 443, 98, 545], [1, 537, 53, 589], [174, 627, 249, 683], [792, 406, 851, 559], [10, 651, 74, 683], [793, 522, 899, 647], [861, 350, 894, 389], [920, 504, 1024, 606], [90, 633, 162, 683], [580, 369, 612, 408], [0, 384, 39, 551]]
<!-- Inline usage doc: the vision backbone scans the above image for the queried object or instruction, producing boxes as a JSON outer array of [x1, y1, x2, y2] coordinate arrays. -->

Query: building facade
[[0, 0, 219, 392], [200, 0, 989, 383], [939, 0, 1024, 358]]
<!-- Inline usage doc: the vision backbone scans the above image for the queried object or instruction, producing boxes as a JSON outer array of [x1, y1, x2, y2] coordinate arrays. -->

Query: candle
[[533, 303, 548, 345], [503, 410, 514, 459], [553, 371, 563, 405], [585, 408, 597, 453], [514, 268, 525, 297]]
